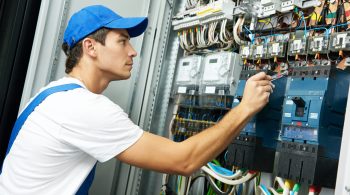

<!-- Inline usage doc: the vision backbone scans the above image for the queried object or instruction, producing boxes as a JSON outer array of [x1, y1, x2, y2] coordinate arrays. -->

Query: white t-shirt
[[0, 77, 143, 194]]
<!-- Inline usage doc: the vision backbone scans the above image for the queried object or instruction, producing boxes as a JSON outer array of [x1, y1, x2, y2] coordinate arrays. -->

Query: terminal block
[[252, 44, 267, 59], [267, 41, 287, 58], [172, 0, 235, 30], [259, 0, 281, 18], [278, 0, 320, 12], [288, 37, 308, 56], [240, 44, 252, 60], [329, 32, 350, 51], [308, 35, 329, 54]]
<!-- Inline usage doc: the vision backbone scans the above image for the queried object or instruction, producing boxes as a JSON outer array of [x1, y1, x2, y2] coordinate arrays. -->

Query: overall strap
[[2, 83, 97, 194], [5, 83, 82, 155]]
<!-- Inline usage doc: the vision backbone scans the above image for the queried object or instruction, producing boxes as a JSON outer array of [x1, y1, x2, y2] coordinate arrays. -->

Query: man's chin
[[112, 73, 131, 81]]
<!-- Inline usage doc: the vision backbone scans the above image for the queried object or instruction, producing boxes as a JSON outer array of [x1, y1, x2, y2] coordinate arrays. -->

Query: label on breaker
[[242, 46, 250, 56], [272, 43, 280, 53], [205, 86, 216, 94], [256, 45, 263, 55], [309, 113, 318, 119], [313, 37, 323, 51], [284, 113, 292, 117], [293, 40, 302, 50], [178, 86, 187, 93]]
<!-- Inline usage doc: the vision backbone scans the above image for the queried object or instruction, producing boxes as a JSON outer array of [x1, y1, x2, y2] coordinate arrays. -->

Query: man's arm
[[117, 72, 273, 176]]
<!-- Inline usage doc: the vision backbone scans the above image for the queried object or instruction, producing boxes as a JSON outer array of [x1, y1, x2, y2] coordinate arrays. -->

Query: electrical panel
[[165, 0, 350, 194]]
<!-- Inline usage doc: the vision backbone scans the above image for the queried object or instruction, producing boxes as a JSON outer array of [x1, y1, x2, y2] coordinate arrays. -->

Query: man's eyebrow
[[119, 32, 130, 40]]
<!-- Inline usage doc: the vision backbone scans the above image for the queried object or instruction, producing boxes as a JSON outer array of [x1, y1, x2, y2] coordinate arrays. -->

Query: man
[[0, 5, 273, 194]]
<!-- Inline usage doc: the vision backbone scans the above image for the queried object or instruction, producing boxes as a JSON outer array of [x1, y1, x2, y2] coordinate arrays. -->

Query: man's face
[[95, 29, 137, 80]]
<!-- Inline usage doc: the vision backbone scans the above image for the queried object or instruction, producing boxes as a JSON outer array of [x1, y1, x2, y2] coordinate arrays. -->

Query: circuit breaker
[[277, 65, 350, 187], [227, 70, 288, 172]]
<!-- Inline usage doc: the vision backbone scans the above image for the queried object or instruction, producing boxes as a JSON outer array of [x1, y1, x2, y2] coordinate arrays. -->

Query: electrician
[[0, 5, 273, 194]]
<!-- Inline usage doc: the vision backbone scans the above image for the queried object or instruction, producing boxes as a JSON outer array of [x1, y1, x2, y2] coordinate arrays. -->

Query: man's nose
[[128, 44, 137, 57]]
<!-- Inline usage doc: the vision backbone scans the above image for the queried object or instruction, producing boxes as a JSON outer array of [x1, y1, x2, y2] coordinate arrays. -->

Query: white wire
[[268, 187, 280, 195], [233, 16, 247, 45], [207, 175, 233, 194], [207, 163, 243, 179], [275, 177, 289, 195], [201, 166, 256, 185]]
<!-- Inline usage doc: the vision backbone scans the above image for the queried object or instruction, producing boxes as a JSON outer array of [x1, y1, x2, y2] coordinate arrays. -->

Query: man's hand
[[239, 72, 273, 116]]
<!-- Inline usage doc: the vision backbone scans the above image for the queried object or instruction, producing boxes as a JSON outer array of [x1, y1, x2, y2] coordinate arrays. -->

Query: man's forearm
[[178, 103, 253, 174]]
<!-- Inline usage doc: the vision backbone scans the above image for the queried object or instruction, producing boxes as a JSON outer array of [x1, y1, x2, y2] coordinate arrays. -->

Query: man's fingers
[[256, 80, 273, 87], [249, 72, 272, 81], [262, 85, 273, 93]]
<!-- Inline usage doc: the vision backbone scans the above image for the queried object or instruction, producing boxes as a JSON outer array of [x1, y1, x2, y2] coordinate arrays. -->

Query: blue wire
[[216, 115, 223, 122], [237, 184, 243, 195], [243, 25, 255, 43], [260, 184, 271, 195]]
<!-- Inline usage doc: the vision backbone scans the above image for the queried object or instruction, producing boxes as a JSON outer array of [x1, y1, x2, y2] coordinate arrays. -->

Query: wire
[[233, 16, 247, 45], [259, 185, 271, 195], [201, 166, 255, 185], [268, 187, 280, 195], [185, 174, 206, 195], [205, 174, 233, 195], [275, 177, 289, 195]]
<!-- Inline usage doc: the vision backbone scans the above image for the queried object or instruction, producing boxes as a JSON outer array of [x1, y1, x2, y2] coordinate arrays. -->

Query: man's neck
[[68, 62, 110, 94]]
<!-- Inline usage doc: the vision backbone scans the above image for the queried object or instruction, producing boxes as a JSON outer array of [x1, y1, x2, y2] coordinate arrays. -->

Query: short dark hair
[[62, 28, 110, 73]]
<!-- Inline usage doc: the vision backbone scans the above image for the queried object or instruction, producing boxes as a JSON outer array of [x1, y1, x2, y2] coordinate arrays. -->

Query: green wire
[[212, 159, 221, 166], [277, 188, 284, 193], [293, 184, 300, 192]]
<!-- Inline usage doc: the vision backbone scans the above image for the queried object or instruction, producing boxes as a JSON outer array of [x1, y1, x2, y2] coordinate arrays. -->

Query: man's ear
[[81, 38, 97, 57]]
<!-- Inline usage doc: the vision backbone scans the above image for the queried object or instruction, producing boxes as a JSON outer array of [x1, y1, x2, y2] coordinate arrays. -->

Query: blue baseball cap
[[63, 5, 148, 48]]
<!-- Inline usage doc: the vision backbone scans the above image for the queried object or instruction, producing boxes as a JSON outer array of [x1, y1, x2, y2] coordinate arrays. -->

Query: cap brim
[[104, 17, 148, 37]]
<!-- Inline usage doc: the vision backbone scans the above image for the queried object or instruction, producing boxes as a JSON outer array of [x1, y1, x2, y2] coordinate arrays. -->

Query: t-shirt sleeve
[[58, 91, 143, 162]]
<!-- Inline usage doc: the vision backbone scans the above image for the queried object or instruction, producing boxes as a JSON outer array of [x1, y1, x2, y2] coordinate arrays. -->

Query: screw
[[345, 186, 350, 192]]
